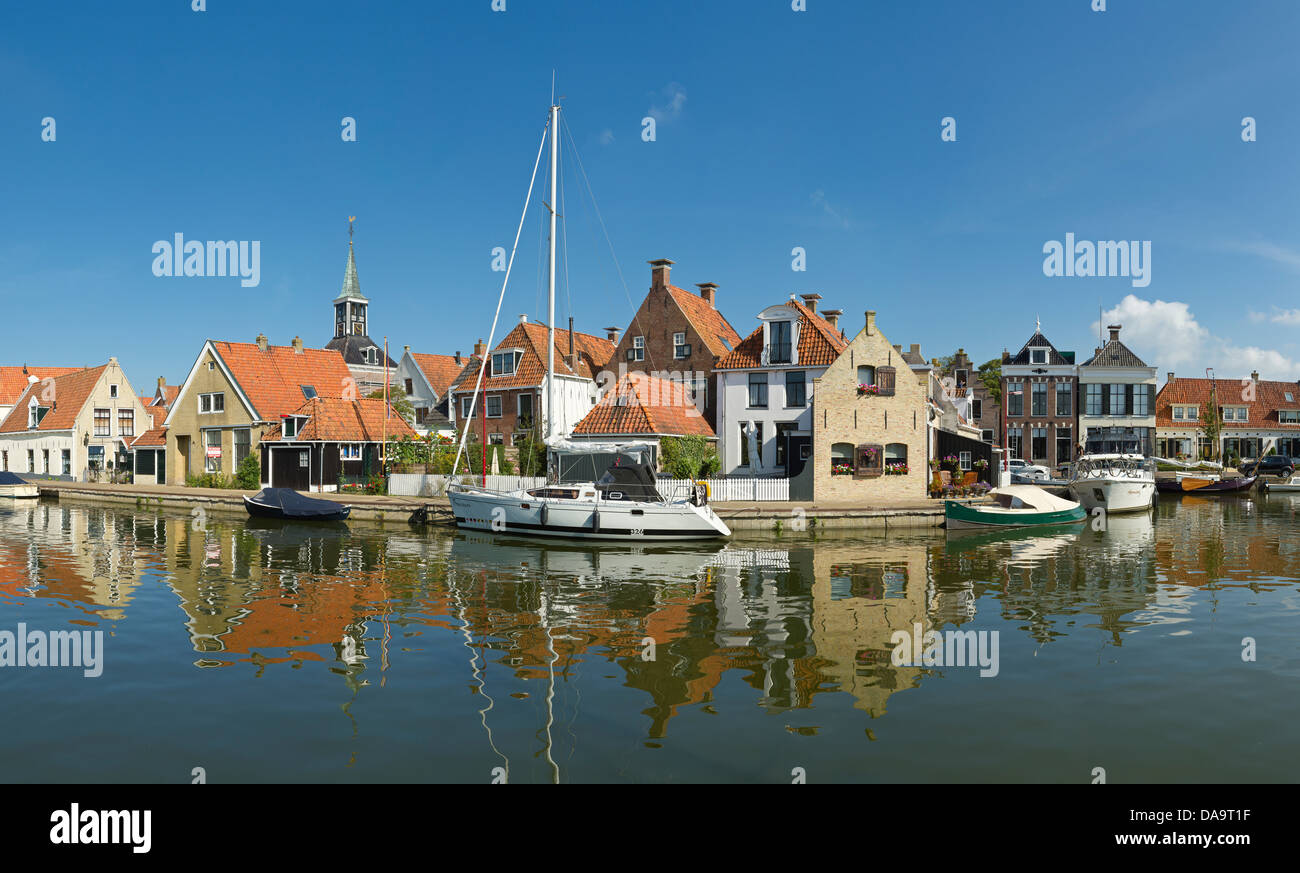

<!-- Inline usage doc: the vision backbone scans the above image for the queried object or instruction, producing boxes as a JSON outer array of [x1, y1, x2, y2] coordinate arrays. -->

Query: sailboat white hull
[[1068, 477, 1155, 513], [448, 487, 731, 540]]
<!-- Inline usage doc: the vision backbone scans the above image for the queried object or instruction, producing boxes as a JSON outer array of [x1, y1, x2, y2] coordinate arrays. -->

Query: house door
[[174, 436, 190, 483], [787, 436, 811, 477], [271, 447, 312, 490]]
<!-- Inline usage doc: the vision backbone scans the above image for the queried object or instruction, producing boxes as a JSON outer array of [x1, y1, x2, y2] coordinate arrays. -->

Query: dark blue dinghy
[[243, 487, 351, 521]]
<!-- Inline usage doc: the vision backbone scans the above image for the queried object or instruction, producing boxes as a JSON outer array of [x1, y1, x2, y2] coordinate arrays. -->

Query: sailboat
[[446, 102, 730, 541]]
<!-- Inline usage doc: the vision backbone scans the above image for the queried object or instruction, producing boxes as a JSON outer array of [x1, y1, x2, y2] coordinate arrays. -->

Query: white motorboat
[[0, 472, 38, 499], [1263, 475, 1300, 493], [1066, 453, 1156, 514], [446, 101, 730, 542]]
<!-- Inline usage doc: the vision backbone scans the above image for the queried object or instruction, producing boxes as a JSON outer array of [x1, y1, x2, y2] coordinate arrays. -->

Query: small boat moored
[[945, 484, 1087, 531], [1262, 475, 1300, 493], [1066, 453, 1156, 514], [0, 472, 38, 499], [1155, 473, 1256, 494], [243, 487, 351, 521]]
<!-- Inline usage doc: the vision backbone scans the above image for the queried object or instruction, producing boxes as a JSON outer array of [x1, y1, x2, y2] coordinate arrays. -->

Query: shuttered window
[[854, 443, 884, 479], [877, 366, 897, 396]]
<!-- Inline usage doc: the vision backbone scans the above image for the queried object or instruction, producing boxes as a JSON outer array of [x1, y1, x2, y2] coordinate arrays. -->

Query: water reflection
[[1, 493, 1298, 781]]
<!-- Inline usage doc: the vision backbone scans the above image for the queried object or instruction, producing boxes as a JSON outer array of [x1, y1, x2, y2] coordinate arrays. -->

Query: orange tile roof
[[144, 406, 168, 429], [262, 397, 418, 442], [409, 353, 465, 397], [130, 426, 168, 448], [665, 286, 742, 358], [573, 374, 715, 437], [156, 385, 180, 407], [0, 366, 108, 433], [0, 366, 82, 407], [208, 342, 353, 421], [715, 299, 848, 369], [1156, 377, 1300, 429], [450, 322, 616, 393]]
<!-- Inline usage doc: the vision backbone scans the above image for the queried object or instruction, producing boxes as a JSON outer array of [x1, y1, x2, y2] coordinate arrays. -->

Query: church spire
[[340, 217, 363, 300]]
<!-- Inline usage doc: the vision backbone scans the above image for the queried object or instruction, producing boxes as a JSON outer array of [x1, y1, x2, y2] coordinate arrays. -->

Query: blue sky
[[4, 0, 1299, 392]]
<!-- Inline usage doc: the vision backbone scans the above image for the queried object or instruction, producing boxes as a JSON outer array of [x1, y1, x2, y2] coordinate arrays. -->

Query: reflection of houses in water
[[0, 502, 154, 620], [807, 536, 930, 717]]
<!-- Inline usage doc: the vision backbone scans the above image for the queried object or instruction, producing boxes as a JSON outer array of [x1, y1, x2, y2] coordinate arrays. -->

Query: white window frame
[[283, 417, 299, 439], [1030, 348, 1047, 364], [486, 395, 502, 418], [93, 407, 112, 437], [199, 392, 225, 415], [109, 384, 119, 399], [632, 336, 645, 362], [340, 443, 362, 460], [460, 396, 474, 419], [673, 332, 688, 359]]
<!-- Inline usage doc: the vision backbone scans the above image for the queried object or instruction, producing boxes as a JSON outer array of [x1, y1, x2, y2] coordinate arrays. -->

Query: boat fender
[[541, 504, 549, 526], [592, 507, 600, 533]]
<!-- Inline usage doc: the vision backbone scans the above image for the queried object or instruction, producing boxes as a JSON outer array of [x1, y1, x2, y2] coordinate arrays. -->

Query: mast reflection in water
[[1, 493, 1297, 783]]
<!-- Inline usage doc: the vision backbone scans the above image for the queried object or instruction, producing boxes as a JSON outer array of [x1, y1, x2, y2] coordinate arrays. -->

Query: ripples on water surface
[[1, 495, 1297, 783]]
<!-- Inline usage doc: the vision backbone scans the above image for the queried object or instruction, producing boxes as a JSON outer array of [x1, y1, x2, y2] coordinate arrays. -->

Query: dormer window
[[282, 415, 307, 439], [28, 400, 50, 429], [1030, 348, 1047, 364], [769, 321, 793, 364], [491, 350, 522, 376]]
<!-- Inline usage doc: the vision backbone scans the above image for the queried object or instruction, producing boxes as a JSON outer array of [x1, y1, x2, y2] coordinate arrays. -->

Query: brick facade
[[943, 349, 1000, 444], [812, 311, 928, 501], [606, 260, 741, 430], [1001, 329, 1078, 470]]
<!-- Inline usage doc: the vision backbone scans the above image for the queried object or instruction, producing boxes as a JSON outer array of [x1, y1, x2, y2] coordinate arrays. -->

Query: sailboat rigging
[[446, 101, 730, 541]]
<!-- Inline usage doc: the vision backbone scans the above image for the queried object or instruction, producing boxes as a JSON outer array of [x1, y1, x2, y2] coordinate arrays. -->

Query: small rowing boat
[[1263, 475, 1300, 493], [944, 484, 1087, 530], [243, 487, 351, 521], [1155, 474, 1256, 494]]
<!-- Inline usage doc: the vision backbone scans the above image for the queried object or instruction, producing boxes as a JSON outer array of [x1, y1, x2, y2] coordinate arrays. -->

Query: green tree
[[1200, 401, 1222, 461], [367, 388, 416, 426], [235, 453, 261, 490], [516, 432, 548, 477], [661, 435, 720, 479], [977, 358, 1003, 405]]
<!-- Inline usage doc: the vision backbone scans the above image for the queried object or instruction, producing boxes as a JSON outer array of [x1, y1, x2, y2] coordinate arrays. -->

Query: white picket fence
[[388, 473, 790, 502], [388, 474, 545, 497], [658, 477, 790, 502]]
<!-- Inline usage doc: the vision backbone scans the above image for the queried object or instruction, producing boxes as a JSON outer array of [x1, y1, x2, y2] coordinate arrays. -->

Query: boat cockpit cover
[[0, 472, 28, 485], [250, 488, 346, 517], [596, 464, 663, 502], [990, 485, 1079, 512]]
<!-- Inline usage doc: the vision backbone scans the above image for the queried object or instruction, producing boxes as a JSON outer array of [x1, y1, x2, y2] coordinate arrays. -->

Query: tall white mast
[[546, 103, 559, 442]]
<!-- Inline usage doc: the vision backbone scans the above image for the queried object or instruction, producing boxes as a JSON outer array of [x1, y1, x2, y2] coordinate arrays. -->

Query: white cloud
[[1268, 308, 1300, 326], [1226, 240, 1300, 270], [1095, 294, 1298, 380], [810, 189, 851, 229], [647, 83, 686, 123]]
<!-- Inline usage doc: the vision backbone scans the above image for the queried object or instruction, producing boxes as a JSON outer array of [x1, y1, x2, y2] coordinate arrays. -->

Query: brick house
[[447, 318, 615, 447], [939, 348, 999, 444], [605, 259, 742, 430], [1001, 326, 1078, 470], [806, 310, 928, 501], [1155, 371, 1300, 461], [716, 294, 848, 477]]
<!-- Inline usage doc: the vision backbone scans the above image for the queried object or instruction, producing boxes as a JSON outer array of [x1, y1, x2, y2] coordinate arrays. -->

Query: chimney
[[1108, 324, 1121, 342], [1167, 372, 1175, 384], [454, 350, 462, 364], [157, 376, 165, 389], [910, 343, 921, 357], [605, 326, 621, 343], [823, 309, 842, 330], [648, 258, 674, 291], [291, 336, 304, 354], [697, 282, 718, 308], [519, 314, 528, 324], [865, 310, 876, 336], [473, 338, 486, 357], [1251, 370, 1260, 382], [800, 293, 822, 313], [256, 333, 269, 353], [893, 344, 902, 353], [403, 344, 410, 355]]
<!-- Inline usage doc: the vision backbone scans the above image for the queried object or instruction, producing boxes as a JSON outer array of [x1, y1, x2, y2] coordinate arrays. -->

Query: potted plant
[[857, 383, 881, 397]]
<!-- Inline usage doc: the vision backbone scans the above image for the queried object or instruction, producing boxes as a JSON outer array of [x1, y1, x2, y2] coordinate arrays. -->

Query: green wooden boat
[[945, 484, 1087, 530]]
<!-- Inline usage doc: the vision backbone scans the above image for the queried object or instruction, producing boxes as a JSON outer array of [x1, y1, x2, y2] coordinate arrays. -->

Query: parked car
[[1007, 458, 1050, 481], [1241, 455, 1297, 478]]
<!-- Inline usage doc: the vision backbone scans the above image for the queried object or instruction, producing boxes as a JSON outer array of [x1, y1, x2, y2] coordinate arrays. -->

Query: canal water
[[1, 494, 1297, 783]]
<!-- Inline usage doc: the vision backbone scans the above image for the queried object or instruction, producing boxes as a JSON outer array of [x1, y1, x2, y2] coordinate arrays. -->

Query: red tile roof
[[450, 322, 616, 393], [665, 286, 742, 358], [573, 373, 715, 438], [1157, 377, 1300, 429], [155, 385, 180, 407], [0, 366, 82, 407], [208, 342, 353, 421], [0, 366, 109, 433], [144, 406, 168, 429], [262, 397, 418, 442], [409, 353, 465, 397], [130, 427, 168, 449], [715, 299, 848, 370]]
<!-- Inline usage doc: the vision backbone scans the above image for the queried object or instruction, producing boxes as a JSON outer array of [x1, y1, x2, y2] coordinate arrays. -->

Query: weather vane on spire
[[1036, 314, 1041, 333], [348, 216, 356, 246]]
